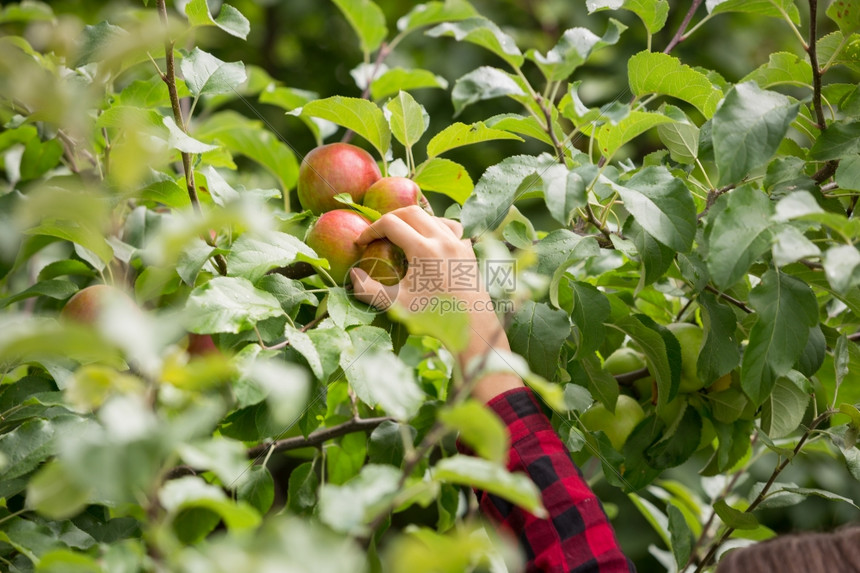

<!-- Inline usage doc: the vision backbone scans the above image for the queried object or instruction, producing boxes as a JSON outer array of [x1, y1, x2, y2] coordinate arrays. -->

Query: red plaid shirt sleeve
[[469, 387, 634, 573]]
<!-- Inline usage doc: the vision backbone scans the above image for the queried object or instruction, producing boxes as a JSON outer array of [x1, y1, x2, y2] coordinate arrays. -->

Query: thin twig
[[806, 0, 826, 129], [704, 285, 752, 314], [694, 411, 833, 572], [663, 0, 706, 54], [615, 367, 651, 386], [537, 94, 566, 162], [246, 416, 394, 458], [584, 205, 612, 240], [848, 332, 860, 343], [155, 0, 227, 277]]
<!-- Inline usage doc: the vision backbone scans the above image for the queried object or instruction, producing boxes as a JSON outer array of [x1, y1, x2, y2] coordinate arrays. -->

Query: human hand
[[349, 206, 523, 402]]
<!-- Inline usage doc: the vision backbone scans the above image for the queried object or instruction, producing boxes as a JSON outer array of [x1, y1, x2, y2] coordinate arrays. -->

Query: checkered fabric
[[473, 387, 635, 572]]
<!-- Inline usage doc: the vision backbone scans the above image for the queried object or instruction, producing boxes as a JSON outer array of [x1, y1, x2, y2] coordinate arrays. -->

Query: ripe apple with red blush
[[297, 143, 381, 214], [362, 177, 423, 214], [306, 209, 372, 284], [61, 284, 135, 324], [359, 239, 407, 286]]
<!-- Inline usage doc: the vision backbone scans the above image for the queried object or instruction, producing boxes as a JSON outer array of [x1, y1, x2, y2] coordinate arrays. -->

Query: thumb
[[350, 267, 398, 310]]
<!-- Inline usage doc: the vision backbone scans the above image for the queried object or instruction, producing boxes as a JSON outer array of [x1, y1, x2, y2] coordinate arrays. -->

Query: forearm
[[457, 305, 524, 403]]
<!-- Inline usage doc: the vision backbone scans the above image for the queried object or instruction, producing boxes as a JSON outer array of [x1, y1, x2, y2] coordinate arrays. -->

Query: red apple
[[187, 334, 218, 356], [297, 143, 382, 214], [61, 285, 134, 325], [362, 177, 422, 214], [306, 209, 372, 283], [359, 240, 407, 286]]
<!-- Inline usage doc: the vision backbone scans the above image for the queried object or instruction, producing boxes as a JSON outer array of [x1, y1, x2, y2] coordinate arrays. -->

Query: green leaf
[[628, 493, 671, 547], [741, 270, 819, 405], [295, 96, 390, 158], [318, 464, 400, 534], [36, 549, 102, 573], [460, 154, 547, 235], [597, 110, 674, 158], [0, 279, 78, 308], [75, 20, 127, 66], [227, 230, 323, 283], [439, 400, 509, 463], [706, 185, 774, 289], [810, 121, 860, 160], [332, 0, 387, 55], [0, 1, 54, 24], [396, 0, 478, 34], [604, 166, 697, 252], [450, 66, 526, 117], [283, 325, 324, 379], [507, 301, 571, 380], [180, 48, 246, 97], [185, 0, 250, 39], [427, 122, 523, 158], [706, 0, 800, 24], [586, 0, 670, 34], [369, 421, 414, 466], [433, 455, 546, 517], [486, 113, 555, 146], [370, 68, 449, 101], [326, 432, 367, 486], [388, 298, 469, 352], [535, 230, 599, 277], [527, 20, 625, 81], [287, 461, 319, 514], [697, 292, 741, 385], [760, 372, 810, 438], [656, 105, 699, 164], [413, 158, 474, 204], [385, 91, 429, 150], [827, 0, 860, 34], [159, 476, 261, 532], [185, 276, 283, 334], [237, 465, 274, 515], [667, 502, 693, 568], [26, 460, 89, 520], [540, 164, 594, 226], [569, 354, 619, 412], [342, 350, 424, 420], [712, 499, 759, 530], [177, 437, 248, 486], [20, 137, 63, 182], [836, 154, 860, 191], [712, 81, 800, 185], [163, 116, 218, 154], [609, 315, 677, 409], [628, 51, 722, 117], [823, 245, 860, 294], [0, 418, 58, 481], [196, 112, 299, 191], [740, 51, 813, 88], [771, 486, 860, 511], [326, 287, 377, 328], [565, 280, 610, 358], [426, 18, 524, 68]]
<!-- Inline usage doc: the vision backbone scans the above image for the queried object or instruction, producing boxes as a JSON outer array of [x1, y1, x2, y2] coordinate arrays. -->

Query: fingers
[[435, 217, 464, 239], [350, 268, 399, 310], [356, 211, 427, 254]]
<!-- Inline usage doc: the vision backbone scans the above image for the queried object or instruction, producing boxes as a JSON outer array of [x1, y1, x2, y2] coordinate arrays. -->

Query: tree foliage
[[0, 0, 858, 571]]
